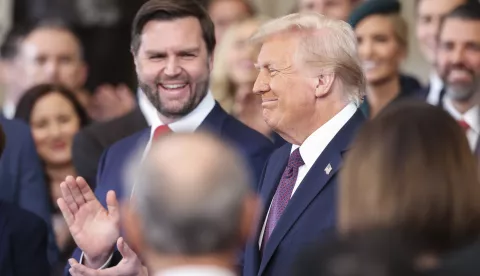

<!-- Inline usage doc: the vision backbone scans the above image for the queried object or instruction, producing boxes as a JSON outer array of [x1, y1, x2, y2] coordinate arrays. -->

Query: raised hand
[[68, 237, 148, 276], [57, 176, 120, 268]]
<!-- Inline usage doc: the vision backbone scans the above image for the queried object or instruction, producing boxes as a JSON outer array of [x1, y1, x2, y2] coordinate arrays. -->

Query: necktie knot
[[458, 120, 470, 132], [285, 149, 304, 178], [153, 125, 172, 140]]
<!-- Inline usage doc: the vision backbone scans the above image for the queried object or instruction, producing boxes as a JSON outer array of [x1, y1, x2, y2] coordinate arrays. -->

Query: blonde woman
[[211, 17, 285, 147], [349, 0, 424, 118]]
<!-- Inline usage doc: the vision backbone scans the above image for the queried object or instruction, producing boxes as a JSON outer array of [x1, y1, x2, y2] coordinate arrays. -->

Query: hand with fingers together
[[57, 176, 120, 268], [68, 237, 148, 276]]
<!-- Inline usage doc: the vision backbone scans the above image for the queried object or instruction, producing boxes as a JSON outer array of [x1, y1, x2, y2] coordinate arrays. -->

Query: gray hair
[[251, 12, 366, 105], [124, 132, 253, 255]]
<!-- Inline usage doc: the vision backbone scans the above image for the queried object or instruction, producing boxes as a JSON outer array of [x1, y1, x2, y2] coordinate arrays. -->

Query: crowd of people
[[0, 0, 480, 275]]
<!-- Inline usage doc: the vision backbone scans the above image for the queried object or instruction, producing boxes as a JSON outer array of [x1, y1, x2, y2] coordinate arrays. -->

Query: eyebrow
[[144, 47, 201, 56]]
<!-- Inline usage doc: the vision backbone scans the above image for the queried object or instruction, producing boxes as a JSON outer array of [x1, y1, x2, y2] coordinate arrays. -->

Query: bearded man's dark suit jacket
[[242, 109, 365, 276], [65, 103, 275, 275]]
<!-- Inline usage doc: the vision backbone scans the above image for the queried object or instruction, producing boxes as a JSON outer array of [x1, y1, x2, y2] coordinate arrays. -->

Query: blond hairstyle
[[339, 101, 480, 252], [251, 12, 366, 105], [211, 16, 268, 113]]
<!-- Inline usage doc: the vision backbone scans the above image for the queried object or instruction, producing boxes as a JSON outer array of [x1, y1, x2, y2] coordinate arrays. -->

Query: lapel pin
[[325, 163, 332, 175]]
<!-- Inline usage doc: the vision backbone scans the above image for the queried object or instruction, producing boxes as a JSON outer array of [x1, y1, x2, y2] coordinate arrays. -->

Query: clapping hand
[[68, 237, 148, 276], [57, 176, 120, 268]]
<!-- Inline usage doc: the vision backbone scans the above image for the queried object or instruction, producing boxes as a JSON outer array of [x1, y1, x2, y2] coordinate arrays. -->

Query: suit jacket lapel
[[248, 145, 290, 273], [258, 110, 365, 275]]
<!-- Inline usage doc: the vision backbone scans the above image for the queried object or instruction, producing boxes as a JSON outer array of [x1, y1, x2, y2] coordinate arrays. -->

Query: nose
[[358, 39, 373, 60], [44, 61, 60, 82], [451, 47, 466, 65], [48, 122, 62, 138], [253, 70, 271, 95], [164, 57, 181, 77]]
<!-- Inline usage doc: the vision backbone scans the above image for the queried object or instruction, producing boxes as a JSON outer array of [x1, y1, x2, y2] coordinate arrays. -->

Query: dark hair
[[21, 19, 84, 58], [131, 0, 215, 55], [0, 26, 29, 60], [340, 101, 480, 253], [14, 84, 90, 127], [438, 1, 480, 40]]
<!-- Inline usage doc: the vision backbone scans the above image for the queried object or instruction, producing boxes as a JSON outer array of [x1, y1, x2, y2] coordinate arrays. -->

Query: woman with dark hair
[[14, 83, 89, 263], [339, 101, 480, 272]]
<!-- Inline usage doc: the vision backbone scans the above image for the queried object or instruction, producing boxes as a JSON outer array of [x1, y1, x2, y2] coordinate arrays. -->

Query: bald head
[[125, 132, 254, 256]]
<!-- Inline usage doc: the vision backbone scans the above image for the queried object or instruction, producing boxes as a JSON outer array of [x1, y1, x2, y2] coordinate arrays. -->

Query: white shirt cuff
[[79, 251, 114, 269]]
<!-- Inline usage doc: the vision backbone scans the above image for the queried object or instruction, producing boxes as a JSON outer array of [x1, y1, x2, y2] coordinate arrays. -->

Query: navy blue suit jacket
[[243, 109, 365, 276], [0, 200, 50, 276], [0, 116, 58, 265], [66, 103, 275, 272]]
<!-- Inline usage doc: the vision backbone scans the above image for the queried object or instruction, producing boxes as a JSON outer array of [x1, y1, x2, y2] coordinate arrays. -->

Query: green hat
[[348, 0, 401, 29]]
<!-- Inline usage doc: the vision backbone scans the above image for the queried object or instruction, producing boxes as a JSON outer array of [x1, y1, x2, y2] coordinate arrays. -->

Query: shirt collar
[[148, 91, 216, 140], [154, 265, 236, 276], [443, 97, 480, 134], [291, 102, 358, 167]]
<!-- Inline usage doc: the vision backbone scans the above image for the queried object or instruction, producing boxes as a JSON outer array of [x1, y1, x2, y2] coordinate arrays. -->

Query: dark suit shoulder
[[78, 108, 148, 147], [0, 201, 50, 276], [221, 114, 274, 153]]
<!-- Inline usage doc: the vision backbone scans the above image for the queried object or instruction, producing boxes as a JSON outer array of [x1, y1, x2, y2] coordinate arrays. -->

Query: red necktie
[[153, 125, 171, 140], [458, 120, 470, 133]]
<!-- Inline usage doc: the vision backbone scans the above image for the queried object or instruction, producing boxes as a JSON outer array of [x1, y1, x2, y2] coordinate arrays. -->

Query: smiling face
[[253, 34, 318, 138], [437, 18, 480, 102], [134, 17, 213, 119], [356, 15, 405, 86], [30, 92, 81, 166]]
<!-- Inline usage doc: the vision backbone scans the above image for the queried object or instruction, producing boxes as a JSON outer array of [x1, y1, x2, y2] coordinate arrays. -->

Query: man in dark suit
[[0, 121, 50, 276], [434, 3, 480, 156], [241, 12, 366, 276], [58, 0, 274, 274], [0, 115, 58, 265]]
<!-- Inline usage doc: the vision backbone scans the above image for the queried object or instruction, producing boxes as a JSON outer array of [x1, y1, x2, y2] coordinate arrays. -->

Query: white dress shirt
[[443, 98, 480, 151], [426, 72, 444, 106], [258, 103, 358, 247], [154, 265, 236, 276], [2, 100, 15, 119], [80, 91, 215, 268]]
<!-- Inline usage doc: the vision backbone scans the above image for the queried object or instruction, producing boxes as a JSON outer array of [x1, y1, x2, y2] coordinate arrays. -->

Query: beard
[[443, 64, 480, 102], [138, 74, 210, 118]]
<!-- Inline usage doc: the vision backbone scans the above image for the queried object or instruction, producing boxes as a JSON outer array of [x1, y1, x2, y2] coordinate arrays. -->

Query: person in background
[[14, 20, 135, 122], [339, 101, 480, 274], [211, 17, 285, 147], [14, 84, 89, 269], [435, 2, 480, 154], [0, 27, 26, 118], [67, 132, 260, 276], [348, 0, 423, 119], [207, 0, 256, 43], [296, 0, 361, 21], [414, 0, 468, 105], [0, 123, 51, 276]]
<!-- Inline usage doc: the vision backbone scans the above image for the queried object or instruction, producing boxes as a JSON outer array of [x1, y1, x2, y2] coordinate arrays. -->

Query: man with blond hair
[[242, 12, 366, 276]]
